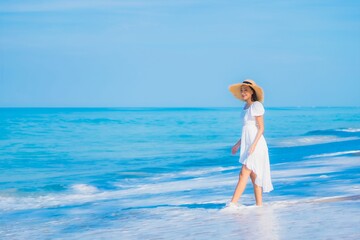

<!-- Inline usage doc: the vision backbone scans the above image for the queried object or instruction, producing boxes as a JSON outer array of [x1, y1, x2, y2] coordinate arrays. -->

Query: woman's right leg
[[231, 165, 252, 203]]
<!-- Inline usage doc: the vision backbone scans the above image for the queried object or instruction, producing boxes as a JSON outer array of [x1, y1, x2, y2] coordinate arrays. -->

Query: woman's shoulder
[[250, 101, 265, 116], [251, 101, 264, 108]]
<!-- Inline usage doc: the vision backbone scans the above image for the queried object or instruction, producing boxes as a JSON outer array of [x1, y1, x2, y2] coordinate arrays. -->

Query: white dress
[[239, 101, 274, 193]]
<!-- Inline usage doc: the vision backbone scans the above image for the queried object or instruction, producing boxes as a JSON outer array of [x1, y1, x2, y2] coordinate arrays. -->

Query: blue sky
[[0, 0, 359, 107]]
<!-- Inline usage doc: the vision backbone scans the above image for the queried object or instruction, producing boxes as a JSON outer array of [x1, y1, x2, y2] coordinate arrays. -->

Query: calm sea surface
[[0, 107, 360, 239]]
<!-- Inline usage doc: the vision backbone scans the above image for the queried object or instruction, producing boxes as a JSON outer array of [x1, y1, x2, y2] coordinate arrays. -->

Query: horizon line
[[1, 106, 360, 109]]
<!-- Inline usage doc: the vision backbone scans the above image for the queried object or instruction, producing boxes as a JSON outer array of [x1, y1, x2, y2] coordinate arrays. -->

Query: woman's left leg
[[250, 171, 263, 206]]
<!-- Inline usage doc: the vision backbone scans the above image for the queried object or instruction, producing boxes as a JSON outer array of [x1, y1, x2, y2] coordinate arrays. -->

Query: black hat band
[[243, 81, 252, 85]]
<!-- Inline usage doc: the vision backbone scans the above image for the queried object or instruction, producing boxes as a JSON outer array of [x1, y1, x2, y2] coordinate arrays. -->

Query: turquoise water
[[0, 107, 360, 239]]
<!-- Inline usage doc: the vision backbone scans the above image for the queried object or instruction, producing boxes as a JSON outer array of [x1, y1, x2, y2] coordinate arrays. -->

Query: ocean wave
[[1, 156, 359, 212], [0, 184, 105, 211], [0, 174, 236, 211], [306, 128, 360, 136], [149, 166, 238, 180], [336, 128, 360, 133], [305, 150, 360, 159], [271, 155, 360, 183], [272, 136, 359, 147], [67, 118, 124, 125], [70, 184, 99, 194], [0, 165, 240, 212]]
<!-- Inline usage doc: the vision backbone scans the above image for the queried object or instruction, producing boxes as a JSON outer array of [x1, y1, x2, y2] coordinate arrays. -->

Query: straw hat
[[229, 79, 264, 102]]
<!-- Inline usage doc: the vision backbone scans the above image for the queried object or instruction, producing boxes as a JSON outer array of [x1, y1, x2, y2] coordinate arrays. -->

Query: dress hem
[[241, 162, 274, 193]]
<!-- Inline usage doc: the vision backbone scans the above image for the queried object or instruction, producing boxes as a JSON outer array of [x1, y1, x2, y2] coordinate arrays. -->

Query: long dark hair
[[249, 86, 259, 102]]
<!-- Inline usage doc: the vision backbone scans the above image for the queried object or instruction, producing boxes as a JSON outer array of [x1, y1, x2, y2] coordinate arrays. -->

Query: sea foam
[[273, 136, 359, 147], [305, 150, 360, 158]]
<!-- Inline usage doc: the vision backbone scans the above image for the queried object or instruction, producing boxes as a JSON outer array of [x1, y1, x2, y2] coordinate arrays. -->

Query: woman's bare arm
[[248, 115, 264, 154]]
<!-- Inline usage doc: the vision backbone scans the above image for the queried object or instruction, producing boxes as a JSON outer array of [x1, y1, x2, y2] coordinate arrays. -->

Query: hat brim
[[229, 83, 264, 102]]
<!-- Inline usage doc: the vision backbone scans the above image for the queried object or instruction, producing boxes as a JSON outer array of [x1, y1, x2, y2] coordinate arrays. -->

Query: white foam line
[[295, 156, 360, 167], [305, 150, 360, 159], [272, 156, 360, 179], [176, 166, 238, 176], [273, 136, 359, 147], [272, 167, 337, 179], [336, 128, 360, 133], [268, 194, 360, 207]]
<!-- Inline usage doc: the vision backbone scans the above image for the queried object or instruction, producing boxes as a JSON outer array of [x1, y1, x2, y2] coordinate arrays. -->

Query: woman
[[228, 79, 273, 207]]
